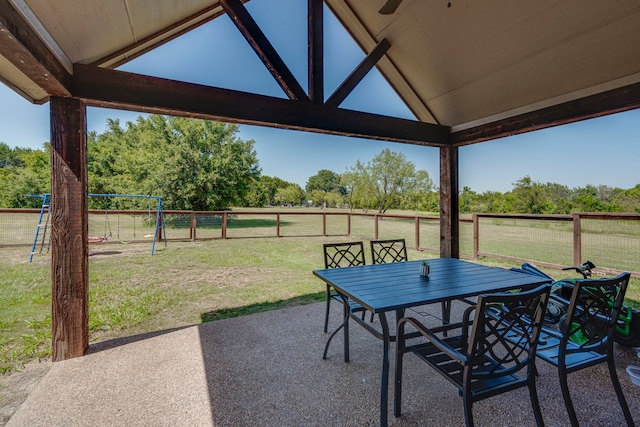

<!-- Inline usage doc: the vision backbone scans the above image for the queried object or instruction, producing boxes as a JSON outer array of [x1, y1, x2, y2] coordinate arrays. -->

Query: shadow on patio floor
[[5, 302, 640, 426]]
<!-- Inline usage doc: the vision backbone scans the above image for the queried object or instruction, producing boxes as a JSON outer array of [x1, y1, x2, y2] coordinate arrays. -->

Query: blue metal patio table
[[313, 257, 552, 427]]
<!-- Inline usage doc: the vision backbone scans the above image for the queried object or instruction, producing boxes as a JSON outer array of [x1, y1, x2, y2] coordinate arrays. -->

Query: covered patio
[[2, 0, 640, 362], [5, 301, 640, 426], [2, 1, 640, 425]]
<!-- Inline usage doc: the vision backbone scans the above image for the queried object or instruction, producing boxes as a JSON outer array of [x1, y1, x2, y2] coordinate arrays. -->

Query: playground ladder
[[29, 194, 50, 262]]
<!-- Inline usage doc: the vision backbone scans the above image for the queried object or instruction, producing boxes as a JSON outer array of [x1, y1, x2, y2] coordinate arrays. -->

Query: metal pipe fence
[[1, 209, 638, 276]]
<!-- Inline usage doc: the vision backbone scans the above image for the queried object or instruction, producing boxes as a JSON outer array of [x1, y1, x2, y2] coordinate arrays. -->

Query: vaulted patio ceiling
[[1, 0, 640, 147]]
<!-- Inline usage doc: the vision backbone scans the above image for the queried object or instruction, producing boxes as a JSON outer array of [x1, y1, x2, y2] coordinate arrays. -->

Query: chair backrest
[[560, 272, 631, 353], [370, 239, 408, 264], [464, 285, 550, 385], [323, 242, 366, 269]]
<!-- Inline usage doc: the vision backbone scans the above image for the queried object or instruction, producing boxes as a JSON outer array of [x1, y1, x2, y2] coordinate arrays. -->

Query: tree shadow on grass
[[200, 292, 325, 323]]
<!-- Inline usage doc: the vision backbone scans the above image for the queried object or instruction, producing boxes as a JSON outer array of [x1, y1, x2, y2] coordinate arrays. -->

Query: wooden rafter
[[0, 1, 70, 99], [452, 81, 640, 146], [220, 0, 309, 101], [71, 64, 451, 146], [308, 0, 324, 104], [325, 38, 391, 108]]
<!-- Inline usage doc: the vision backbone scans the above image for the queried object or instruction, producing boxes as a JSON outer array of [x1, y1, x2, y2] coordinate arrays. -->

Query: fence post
[[276, 213, 281, 237], [473, 213, 479, 260], [573, 213, 582, 266], [374, 214, 379, 239], [347, 213, 351, 236], [322, 213, 327, 236], [190, 212, 196, 241], [414, 217, 420, 250], [222, 212, 227, 239]]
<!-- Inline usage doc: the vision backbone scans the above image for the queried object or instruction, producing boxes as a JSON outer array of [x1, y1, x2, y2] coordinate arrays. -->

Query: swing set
[[29, 193, 166, 262]]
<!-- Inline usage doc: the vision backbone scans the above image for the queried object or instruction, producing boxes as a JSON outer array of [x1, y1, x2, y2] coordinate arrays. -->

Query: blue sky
[[1, 0, 639, 193]]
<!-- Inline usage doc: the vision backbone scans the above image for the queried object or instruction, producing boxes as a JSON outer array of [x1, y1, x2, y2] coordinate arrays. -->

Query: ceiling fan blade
[[379, 0, 403, 15]]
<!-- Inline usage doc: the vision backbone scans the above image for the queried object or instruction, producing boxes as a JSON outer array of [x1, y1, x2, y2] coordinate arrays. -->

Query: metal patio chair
[[395, 285, 551, 427], [370, 238, 408, 264], [321, 241, 368, 362], [531, 272, 635, 427], [367, 238, 408, 322]]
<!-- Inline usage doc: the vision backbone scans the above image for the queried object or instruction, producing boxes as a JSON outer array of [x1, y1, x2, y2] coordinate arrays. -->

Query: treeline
[[460, 177, 640, 214], [1, 116, 260, 210], [1, 116, 639, 213]]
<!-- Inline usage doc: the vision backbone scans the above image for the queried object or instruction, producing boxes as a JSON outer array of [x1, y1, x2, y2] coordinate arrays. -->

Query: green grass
[[0, 237, 337, 375], [1, 210, 639, 376]]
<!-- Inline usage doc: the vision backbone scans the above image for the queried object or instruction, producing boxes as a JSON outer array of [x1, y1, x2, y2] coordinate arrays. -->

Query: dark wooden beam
[[50, 97, 88, 361], [325, 38, 391, 108], [439, 145, 459, 258], [72, 64, 452, 146], [308, 0, 324, 104], [0, 1, 71, 99], [452, 81, 640, 146], [220, 0, 309, 101]]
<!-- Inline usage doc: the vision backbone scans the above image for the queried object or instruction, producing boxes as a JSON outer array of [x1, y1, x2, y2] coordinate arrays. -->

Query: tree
[[610, 184, 640, 213], [343, 161, 375, 211], [246, 176, 296, 207], [0, 142, 22, 168], [0, 144, 50, 208], [510, 176, 555, 214], [305, 169, 344, 194], [88, 116, 260, 210], [543, 182, 573, 214], [305, 169, 346, 207], [572, 184, 610, 212], [274, 184, 305, 206], [346, 148, 433, 213]]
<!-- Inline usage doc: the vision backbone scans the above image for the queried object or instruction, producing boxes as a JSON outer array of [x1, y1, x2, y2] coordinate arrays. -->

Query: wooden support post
[[440, 145, 459, 258], [414, 217, 420, 250], [50, 97, 88, 361]]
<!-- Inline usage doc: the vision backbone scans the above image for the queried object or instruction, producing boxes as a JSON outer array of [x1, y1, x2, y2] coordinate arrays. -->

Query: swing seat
[[88, 235, 112, 244]]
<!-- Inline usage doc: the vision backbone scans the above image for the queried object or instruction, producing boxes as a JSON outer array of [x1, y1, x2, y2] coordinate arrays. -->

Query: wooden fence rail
[[2, 209, 638, 277]]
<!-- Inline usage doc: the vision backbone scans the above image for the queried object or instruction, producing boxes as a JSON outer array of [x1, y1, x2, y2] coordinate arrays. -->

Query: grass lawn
[[0, 237, 361, 375], [1, 234, 639, 376]]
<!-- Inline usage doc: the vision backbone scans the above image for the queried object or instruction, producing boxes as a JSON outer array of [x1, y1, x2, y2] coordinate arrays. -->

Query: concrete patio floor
[[4, 301, 640, 426]]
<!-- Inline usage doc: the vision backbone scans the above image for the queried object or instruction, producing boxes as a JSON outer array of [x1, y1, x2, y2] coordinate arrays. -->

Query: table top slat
[[313, 258, 551, 313]]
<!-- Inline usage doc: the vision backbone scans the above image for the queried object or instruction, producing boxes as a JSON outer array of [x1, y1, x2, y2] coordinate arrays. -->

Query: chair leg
[[463, 391, 475, 427], [558, 367, 580, 427], [343, 303, 350, 363], [607, 353, 636, 426], [394, 321, 405, 418], [324, 285, 331, 333], [527, 380, 545, 427], [322, 298, 350, 362], [442, 300, 451, 337]]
